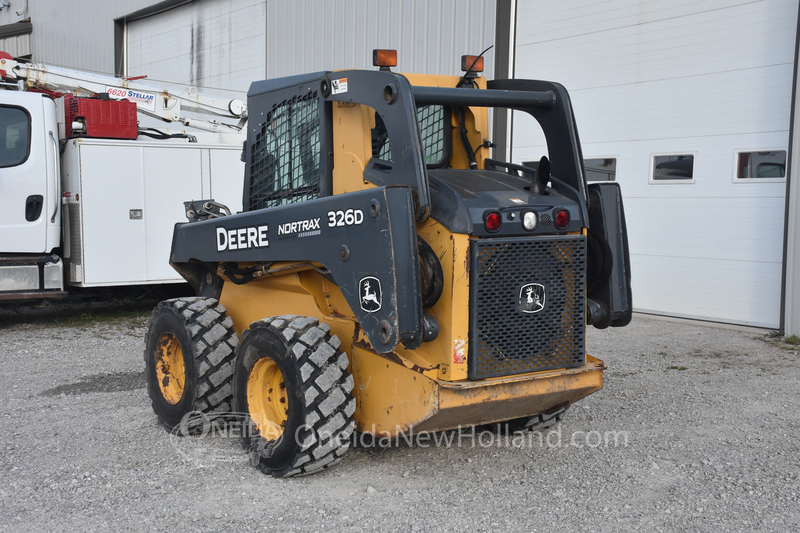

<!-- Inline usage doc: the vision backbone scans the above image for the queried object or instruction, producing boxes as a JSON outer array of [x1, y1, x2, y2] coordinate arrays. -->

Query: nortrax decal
[[277, 218, 321, 237], [216, 225, 269, 252]]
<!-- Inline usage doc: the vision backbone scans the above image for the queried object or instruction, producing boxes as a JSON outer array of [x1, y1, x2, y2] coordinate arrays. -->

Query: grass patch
[[756, 331, 800, 351]]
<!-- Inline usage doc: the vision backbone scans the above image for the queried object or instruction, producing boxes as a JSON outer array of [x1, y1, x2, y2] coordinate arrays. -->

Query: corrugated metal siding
[[0, 33, 30, 57], [0, 0, 156, 73], [1, 0, 496, 79], [126, 0, 266, 93], [122, 1, 496, 98], [512, 0, 797, 328], [264, 0, 496, 78], [122, 0, 495, 98]]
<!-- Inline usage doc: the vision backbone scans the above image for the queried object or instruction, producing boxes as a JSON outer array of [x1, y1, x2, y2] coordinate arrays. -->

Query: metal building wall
[[124, 0, 496, 85], [1, 0, 496, 86], [264, 0, 496, 79], [0, 0, 157, 73], [125, 0, 266, 93], [121, 0, 496, 98]]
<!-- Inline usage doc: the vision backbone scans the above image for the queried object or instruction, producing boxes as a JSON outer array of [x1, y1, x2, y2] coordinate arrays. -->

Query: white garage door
[[125, 0, 266, 93], [511, 0, 796, 328]]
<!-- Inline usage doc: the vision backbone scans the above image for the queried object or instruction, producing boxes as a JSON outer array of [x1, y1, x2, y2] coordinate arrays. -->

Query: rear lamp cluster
[[554, 209, 570, 229], [484, 212, 501, 232], [483, 209, 571, 233]]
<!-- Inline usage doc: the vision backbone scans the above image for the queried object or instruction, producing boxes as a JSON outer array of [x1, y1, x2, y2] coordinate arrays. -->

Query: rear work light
[[373, 49, 397, 71], [484, 211, 501, 232], [522, 211, 538, 231], [555, 209, 570, 229]]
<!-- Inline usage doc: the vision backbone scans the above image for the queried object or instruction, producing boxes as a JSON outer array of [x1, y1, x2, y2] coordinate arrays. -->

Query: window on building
[[0, 106, 31, 168], [653, 154, 694, 181], [584, 158, 616, 181], [736, 151, 786, 179]]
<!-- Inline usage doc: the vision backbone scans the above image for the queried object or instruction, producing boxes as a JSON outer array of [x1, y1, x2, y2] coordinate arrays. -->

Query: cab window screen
[[0, 106, 31, 168], [248, 92, 320, 210], [373, 105, 448, 166]]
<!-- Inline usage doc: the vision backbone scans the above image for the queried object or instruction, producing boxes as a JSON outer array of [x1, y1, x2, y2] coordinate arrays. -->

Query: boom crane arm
[[0, 54, 247, 134]]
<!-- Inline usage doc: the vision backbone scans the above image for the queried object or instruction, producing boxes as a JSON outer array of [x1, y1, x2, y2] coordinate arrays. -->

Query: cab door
[[0, 92, 59, 253]]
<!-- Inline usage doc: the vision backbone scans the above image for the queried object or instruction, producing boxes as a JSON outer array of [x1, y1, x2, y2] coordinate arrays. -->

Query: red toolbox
[[64, 94, 138, 140]]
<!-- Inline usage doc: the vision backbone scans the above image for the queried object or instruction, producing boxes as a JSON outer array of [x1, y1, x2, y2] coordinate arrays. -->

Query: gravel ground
[[0, 302, 798, 532]]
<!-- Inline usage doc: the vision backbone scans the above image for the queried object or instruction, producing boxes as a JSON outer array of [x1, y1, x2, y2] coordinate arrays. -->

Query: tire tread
[[144, 297, 239, 429], [240, 316, 355, 478]]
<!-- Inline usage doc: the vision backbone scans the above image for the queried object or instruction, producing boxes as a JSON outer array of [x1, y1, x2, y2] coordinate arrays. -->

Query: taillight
[[555, 210, 570, 229], [484, 211, 501, 232]]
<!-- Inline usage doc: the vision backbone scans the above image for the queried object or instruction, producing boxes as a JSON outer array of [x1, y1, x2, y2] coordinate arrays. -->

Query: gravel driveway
[[0, 301, 798, 532]]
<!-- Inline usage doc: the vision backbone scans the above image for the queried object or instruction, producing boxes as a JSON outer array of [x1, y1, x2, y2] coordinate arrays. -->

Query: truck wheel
[[495, 406, 569, 434], [233, 316, 356, 478], [143, 297, 239, 432]]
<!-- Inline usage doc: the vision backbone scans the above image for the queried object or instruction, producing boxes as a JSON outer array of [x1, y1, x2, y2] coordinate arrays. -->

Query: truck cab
[[0, 53, 249, 302], [0, 91, 64, 299]]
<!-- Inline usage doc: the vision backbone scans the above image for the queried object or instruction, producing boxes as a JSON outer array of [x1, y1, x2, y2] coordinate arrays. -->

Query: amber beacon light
[[461, 55, 484, 73], [373, 49, 397, 69]]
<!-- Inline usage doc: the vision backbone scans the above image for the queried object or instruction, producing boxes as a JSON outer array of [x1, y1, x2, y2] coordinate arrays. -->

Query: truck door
[[0, 92, 60, 254]]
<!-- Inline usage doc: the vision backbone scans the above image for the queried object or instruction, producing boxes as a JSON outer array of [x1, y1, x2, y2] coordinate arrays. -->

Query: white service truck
[[0, 53, 246, 301]]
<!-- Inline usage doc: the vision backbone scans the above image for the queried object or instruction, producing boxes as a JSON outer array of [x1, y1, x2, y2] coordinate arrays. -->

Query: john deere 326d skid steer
[[144, 50, 632, 477]]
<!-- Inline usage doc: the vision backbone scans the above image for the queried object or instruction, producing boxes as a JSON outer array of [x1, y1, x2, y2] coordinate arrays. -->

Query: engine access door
[[0, 92, 60, 253]]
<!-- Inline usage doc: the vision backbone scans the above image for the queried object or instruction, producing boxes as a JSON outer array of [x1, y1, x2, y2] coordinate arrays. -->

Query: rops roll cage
[[244, 69, 590, 225]]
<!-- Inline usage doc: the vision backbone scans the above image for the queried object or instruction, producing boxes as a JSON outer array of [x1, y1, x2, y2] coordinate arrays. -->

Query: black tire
[[494, 406, 569, 434], [143, 297, 239, 431], [233, 315, 356, 478]]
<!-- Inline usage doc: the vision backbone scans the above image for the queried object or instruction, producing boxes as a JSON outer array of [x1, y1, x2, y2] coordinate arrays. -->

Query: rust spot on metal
[[352, 323, 381, 355], [352, 324, 436, 374]]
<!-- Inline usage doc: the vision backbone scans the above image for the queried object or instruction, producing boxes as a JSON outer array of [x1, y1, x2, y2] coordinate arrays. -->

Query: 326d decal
[[327, 209, 364, 227]]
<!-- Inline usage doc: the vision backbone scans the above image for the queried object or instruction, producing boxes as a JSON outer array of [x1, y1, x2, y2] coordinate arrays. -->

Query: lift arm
[[0, 53, 247, 134]]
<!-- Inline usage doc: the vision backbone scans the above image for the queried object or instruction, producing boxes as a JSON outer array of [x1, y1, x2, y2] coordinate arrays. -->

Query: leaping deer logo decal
[[518, 283, 546, 314], [359, 276, 382, 312]]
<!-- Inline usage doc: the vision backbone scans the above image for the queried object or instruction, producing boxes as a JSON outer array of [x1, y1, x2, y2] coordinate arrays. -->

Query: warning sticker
[[453, 339, 466, 365], [331, 78, 348, 95]]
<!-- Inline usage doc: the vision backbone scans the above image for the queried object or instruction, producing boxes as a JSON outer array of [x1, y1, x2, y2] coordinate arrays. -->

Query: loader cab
[[240, 53, 631, 333]]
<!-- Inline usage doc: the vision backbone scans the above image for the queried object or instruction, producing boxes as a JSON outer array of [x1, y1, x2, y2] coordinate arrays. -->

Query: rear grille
[[468, 235, 586, 379]]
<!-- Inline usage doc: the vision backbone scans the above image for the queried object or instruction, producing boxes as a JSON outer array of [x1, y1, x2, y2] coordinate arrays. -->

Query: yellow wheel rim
[[247, 357, 288, 440], [155, 332, 186, 405]]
